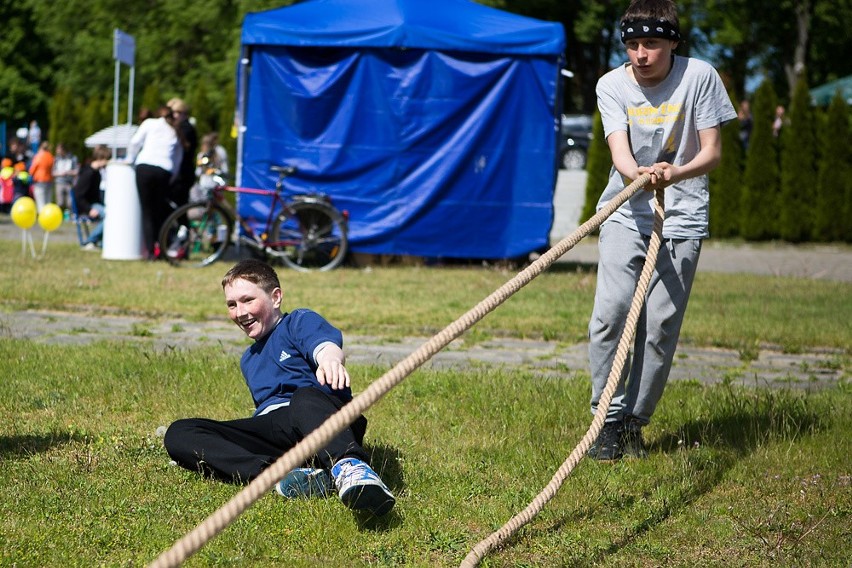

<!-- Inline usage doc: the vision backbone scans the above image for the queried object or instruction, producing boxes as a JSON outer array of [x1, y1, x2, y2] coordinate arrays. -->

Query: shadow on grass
[[419, 256, 598, 275], [653, 386, 828, 455], [541, 387, 827, 562], [0, 430, 84, 459], [543, 261, 597, 275], [355, 442, 405, 531]]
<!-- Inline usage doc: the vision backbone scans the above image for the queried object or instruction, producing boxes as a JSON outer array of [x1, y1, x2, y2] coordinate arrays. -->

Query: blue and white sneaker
[[331, 457, 395, 516], [275, 467, 333, 499]]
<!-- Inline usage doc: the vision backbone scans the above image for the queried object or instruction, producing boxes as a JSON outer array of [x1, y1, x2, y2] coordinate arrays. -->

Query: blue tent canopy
[[237, 0, 566, 259]]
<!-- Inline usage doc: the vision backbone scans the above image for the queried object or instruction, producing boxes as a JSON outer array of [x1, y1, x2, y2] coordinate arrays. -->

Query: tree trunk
[[784, 0, 811, 95]]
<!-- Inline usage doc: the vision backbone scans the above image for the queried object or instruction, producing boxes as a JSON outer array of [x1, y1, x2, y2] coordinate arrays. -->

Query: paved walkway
[[1, 309, 845, 390]]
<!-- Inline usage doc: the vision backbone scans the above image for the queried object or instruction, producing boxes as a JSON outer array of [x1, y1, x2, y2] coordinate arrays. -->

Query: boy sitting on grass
[[164, 259, 395, 516]]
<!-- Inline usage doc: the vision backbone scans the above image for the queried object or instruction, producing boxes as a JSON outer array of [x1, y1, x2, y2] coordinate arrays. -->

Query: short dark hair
[[222, 260, 281, 294], [621, 0, 680, 32], [92, 145, 111, 161]]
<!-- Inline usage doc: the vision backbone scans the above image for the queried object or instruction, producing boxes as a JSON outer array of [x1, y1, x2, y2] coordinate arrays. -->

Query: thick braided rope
[[461, 187, 665, 567], [147, 174, 652, 568]]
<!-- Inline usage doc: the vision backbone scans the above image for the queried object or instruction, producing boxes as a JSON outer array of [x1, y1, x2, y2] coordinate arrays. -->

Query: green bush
[[778, 78, 817, 242], [813, 91, 852, 242], [709, 91, 743, 238], [581, 109, 612, 224], [740, 80, 779, 240]]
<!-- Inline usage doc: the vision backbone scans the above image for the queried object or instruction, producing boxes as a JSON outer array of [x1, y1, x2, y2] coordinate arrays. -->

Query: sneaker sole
[[587, 447, 623, 462], [340, 485, 396, 516]]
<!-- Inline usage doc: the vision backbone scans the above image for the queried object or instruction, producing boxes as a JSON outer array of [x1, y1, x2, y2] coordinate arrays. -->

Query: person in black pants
[[163, 260, 395, 516], [166, 98, 198, 210], [127, 105, 185, 258]]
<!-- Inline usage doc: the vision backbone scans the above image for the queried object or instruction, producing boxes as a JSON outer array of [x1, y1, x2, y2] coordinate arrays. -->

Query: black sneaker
[[621, 415, 648, 459], [588, 420, 623, 461]]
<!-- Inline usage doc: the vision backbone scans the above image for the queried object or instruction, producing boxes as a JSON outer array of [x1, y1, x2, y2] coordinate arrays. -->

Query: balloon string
[[41, 231, 49, 257], [29, 231, 37, 258]]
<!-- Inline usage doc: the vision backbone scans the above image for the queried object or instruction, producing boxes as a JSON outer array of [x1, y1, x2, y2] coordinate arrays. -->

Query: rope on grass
[[460, 187, 666, 567], [147, 174, 654, 568]]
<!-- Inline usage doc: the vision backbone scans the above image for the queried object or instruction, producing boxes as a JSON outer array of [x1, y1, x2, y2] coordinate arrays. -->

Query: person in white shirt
[[127, 106, 185, 258], [52, 143, 79, 213]]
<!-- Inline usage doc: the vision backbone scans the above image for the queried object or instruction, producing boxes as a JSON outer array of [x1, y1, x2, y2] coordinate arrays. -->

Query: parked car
[[559, 114, 593, 170]]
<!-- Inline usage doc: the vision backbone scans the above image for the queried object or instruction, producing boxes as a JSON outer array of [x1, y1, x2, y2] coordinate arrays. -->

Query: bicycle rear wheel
[[158, 201, 234, 267], [270, 200, 348, 271]]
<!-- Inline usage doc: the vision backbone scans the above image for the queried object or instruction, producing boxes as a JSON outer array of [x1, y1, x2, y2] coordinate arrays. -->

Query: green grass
[[0, 341, 849, 566], [0, 238, 850, 565]]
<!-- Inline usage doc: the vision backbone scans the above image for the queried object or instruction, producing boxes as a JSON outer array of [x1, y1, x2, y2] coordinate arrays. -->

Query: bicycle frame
[[221, 184, 282, 250], [160, 165, 348, 271], [212, 176, 343, 257]]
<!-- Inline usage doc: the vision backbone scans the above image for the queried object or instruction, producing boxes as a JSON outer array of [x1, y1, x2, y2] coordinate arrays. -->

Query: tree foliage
[[813, 93, 851, 242], [694, 0, 852, 102], [740, 80, 779, 240], [581, 109, 611, 224], [4, 0, 850, 134], [708, 92, 743, 238], [13, 0, 293, 139], [778, 77, 817, 242]]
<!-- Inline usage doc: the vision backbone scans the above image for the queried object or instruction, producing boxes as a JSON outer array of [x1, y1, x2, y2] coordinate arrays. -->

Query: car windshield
[[561, 114, 592, 135]]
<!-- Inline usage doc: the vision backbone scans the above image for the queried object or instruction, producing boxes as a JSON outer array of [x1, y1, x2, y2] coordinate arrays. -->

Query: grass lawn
[[0, 240, 850, 566]]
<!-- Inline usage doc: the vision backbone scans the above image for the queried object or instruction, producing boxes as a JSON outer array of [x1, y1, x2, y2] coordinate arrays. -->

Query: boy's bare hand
[[316, 359, 351, 390], [638, 163, 677, 191]]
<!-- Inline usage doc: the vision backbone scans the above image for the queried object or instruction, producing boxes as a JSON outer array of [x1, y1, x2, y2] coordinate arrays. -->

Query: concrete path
[[1, 309, 845, 390]]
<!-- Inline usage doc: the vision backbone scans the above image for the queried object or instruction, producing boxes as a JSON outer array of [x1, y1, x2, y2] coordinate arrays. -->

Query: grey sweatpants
[[589, 221, 702, 424]]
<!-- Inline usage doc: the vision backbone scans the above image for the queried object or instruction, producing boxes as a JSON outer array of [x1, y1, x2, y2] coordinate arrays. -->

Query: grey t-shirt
[[596, 55, 736, 238]]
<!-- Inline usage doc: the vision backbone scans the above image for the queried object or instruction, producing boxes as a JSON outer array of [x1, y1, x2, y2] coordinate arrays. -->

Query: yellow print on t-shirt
[[627, 102, 683, 126]]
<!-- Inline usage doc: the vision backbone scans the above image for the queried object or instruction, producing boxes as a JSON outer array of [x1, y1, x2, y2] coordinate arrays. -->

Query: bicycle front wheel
[[158, 201, 234, 268], [270, 200, 348, 271]]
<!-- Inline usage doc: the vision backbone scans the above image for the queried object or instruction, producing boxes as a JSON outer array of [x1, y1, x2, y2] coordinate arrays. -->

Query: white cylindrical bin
[[101, 161, 145, 260]]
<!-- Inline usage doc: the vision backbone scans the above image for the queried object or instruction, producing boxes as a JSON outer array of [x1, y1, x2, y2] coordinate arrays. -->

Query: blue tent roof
[[241, 0, 565, 55]]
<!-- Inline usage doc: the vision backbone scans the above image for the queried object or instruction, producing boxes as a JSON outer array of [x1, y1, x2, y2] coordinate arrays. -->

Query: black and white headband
[[620, 18, 681, 43]]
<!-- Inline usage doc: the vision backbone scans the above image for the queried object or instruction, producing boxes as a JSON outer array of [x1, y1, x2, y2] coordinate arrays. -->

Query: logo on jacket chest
[[279, 350, 291, 362]]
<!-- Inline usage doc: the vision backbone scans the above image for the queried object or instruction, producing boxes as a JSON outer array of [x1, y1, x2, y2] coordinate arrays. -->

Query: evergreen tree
[[778, 77, 816, 242], [709, 91, 743, 238], [140, 82, 163, 118], [188, 77, 214, 137], [48, 87, 82, 156], [218, 80, 238, 171], [813, 92, 851, 242], [81, 94, 112, 142], [581, 109, 611, 225], [740, 80, 779, 240]]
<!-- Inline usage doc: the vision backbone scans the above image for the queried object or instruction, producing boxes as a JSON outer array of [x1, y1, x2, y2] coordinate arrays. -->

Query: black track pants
[[164, 387, 368, 484]]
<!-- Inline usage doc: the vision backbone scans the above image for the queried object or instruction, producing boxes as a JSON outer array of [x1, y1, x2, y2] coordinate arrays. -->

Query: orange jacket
[[29, 150, 55, 183]]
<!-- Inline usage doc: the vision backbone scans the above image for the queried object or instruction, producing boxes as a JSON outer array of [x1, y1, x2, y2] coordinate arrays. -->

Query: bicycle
[[158, 164, 348, 271]]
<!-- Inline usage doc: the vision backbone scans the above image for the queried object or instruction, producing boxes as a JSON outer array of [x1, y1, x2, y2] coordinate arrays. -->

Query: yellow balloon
[[11, 197, 37, 230], [38, 203, 64, 232]]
